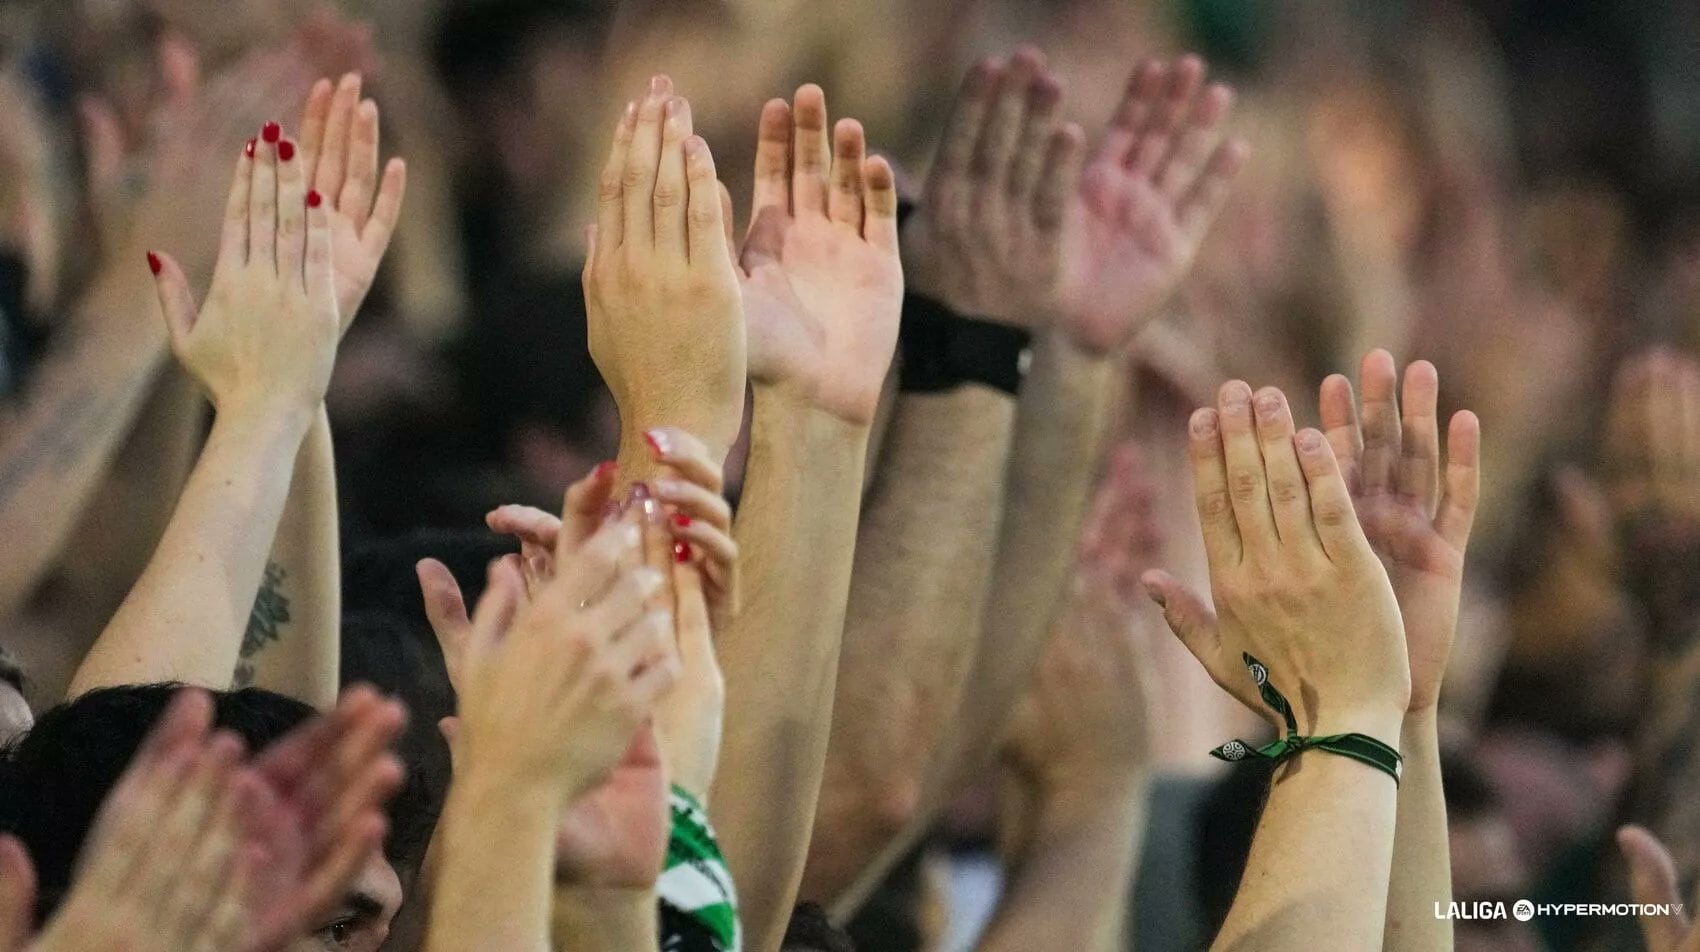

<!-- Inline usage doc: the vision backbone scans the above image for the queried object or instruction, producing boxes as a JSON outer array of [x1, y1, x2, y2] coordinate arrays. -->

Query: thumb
[[1140, 569, 1220, 658], [416, 559, 470, 682], [1141, 568, 1266, 718], [1617, 825, 1693, 952], [0, 835, 34, 951], [148, 251, 200, 354]]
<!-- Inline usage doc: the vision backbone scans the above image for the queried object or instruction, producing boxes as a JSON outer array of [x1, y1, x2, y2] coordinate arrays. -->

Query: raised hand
[[1619, 824, 1700, 952], [1318, 351, 1481, 712], [739, 84, 903, 425], [585, 77, 747, 460], [1606, 348, 1700, 539], [81, 39, 316, 286], [147, 121, 339, 419], [297, 72, 407, 323], [1053, 55, 1248, 354], [900, 48, 1082, 326], [1142, 381, 1409, 737]]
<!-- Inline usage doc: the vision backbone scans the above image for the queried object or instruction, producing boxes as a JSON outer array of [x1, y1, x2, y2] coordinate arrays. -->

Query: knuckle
[[1198, 489, 1234, 520], [1229, 470, 1262, 503], [598, 173, 623, 202], [651, 183, 684, 208], [1268, 478, 1303, 506], [621, 164, 648, 189], [1312, 499, 1353, 528]]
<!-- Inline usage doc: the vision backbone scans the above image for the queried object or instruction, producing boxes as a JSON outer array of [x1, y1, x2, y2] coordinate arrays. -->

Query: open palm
[[1319, 351, 1480, 711], [1052, 56, 1247, 354], [739, 87, 902, 426], [298, 72, 406, 327]]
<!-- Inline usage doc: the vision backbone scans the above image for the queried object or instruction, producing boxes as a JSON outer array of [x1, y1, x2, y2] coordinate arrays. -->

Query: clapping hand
[[147, 120, 339, 420]]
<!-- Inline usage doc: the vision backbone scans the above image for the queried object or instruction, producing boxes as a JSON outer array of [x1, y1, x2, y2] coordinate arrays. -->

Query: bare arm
[[802, 386, 1013, 898], [239, 409, 339, 709], [0, 280, 170, 621], [69, 125, 342, 696], [695, 83, 905, 949]]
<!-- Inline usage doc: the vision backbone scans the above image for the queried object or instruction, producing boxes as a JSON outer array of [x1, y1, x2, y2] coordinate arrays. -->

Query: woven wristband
[[1208, 653, 1403, 785], [659, 785, 741, 951]]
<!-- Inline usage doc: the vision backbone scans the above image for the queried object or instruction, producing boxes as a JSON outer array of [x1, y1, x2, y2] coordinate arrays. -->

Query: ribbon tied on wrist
[[1209, 653, 1403, 785]]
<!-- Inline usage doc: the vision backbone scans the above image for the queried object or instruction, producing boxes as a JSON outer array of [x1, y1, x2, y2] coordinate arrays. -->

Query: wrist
[[210, 397, 317, 444], [1306, 703, 1406, 752]]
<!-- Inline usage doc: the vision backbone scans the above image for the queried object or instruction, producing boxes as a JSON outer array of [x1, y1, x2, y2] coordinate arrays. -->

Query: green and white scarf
[[658, 786, 740, 951]]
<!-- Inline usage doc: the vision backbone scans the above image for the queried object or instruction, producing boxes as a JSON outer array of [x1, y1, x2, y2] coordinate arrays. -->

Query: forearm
[[67, 401, 313, 696], [1384, 709, 1451, 951], [976, 777, 1148, 952], [426, 775, 557, 952], [1213, 713, 1404, 951], [243, 409, 339, 709], [551, 886, 659, 952], [933, 332, 1117, 792], [803, 384, 1016, 901], [0, 276, 171, 618], [709, 385, 870, 952]]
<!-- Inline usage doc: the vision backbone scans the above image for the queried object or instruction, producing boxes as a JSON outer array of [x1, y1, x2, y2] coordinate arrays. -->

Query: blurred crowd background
[[5, 1, 1700, 950]]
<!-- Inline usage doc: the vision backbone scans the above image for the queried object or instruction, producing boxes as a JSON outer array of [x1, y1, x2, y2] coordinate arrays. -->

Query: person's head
[[783, 902, 857, 952], [1444, 750, 1541, 952], [0, 684, 415, 950]]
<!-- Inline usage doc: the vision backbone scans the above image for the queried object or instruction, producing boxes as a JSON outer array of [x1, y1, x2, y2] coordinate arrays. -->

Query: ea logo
[[1512, 900, 1535, 922]]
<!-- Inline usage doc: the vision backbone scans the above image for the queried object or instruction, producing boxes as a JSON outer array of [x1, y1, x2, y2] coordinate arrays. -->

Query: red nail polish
[[593, 460, 617, 480], [146, 251, 161, 275], [244, 138, 256, 158], [673, 513, 692, 528], [644, 431, 666, 457], [261, 121, 281, 143], [674, 541, 692, 563], [306, 189, 322, 208], [278, 140, 295, 161]]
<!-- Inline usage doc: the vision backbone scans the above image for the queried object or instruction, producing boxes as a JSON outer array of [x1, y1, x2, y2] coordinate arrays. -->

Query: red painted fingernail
[[146, 251, 161, 275], [673, 513, 692, 528], [594, 460, 617, 480], [244, 138, 256, 158], [261, 121, 281, 143], [278, 140, 295, 161], [674, 541, 692, 563], [306, 189, 322, 208], [644, 430, 667, 457]]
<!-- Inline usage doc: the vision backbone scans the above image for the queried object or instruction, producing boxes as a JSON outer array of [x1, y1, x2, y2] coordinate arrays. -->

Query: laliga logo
[[1434, 900, 1535, 921]]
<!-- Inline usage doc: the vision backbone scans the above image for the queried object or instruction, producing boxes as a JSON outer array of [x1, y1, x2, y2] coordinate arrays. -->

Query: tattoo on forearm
[[235, 561, 290, 687]]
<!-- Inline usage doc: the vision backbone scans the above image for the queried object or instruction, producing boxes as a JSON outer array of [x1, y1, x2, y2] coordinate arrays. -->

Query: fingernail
[[649, 75, 667, 95], [1190, 409, 1218, 439], [244, 138, 256, 158], [261, 121, 281, 144], [278, 140, 295, 161], [1221, 384, 1250, 412], [594, 460, 617, 480], [1254, 389, 1281, 419], [644, 430, 668, 457], [673, 513, 692, 528], [674, 541, 692, 563], [306, 189, 322, 208], [1296, 429, 1323, 451], [146, 251, 161, 275], [630, 482, 651, 502]]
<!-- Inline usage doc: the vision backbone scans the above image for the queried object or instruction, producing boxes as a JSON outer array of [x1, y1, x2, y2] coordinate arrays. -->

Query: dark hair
[[0, 684, 426, 921], [784, 901, 857, 952]]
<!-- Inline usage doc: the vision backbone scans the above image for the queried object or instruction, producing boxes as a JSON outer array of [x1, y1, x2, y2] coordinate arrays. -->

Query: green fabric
[[659, 785, 740, 951], [1209, 653, 1403, 785]]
